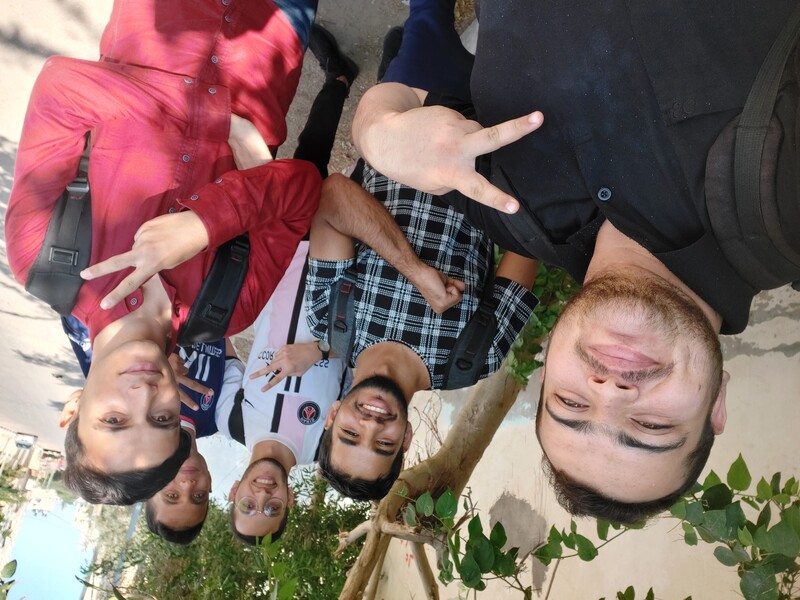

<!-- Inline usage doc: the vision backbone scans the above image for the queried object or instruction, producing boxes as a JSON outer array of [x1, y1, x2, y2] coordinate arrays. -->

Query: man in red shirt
[[5, 0, 324, 504]]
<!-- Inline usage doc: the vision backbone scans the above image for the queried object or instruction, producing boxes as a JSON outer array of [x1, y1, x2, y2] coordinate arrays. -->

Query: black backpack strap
[[25, 138, 92, 316], [177, 234, 250, 346], [442, 259, 498, 390], [327, 262, 359, 366], [227, 388, 247, 446], [734, 4, 800, 279]]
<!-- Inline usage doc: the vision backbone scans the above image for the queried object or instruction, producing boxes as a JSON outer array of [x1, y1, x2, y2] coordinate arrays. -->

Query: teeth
[[255, 478, 275, 485], [362, 404, 388, 415]]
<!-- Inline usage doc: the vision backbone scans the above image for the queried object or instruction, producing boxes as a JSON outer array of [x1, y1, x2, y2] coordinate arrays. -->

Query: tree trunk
[[338, 367, 524, 599]]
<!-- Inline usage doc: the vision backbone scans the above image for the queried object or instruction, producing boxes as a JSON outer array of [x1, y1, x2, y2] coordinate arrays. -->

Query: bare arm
[[309, 173, 464, 314], [495, 251, 539, 290], [352, 82, 544, 214]]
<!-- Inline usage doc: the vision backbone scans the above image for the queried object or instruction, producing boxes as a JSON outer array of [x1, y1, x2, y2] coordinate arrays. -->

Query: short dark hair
[[535, 381, 718, 525], [63, 420, 191, 505], [317, 425, 405, 501], [228, 505, 290, 545], [144, 500, 207, 545]]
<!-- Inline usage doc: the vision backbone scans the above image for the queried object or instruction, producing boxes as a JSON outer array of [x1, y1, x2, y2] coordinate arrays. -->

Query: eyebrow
[[544, 399, 687, 453], [337, 436, 395, 457]]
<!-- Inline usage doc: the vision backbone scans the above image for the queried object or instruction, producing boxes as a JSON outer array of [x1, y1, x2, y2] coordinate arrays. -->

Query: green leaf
[[784, 476, 799, 496], [398, 485, 408, 497], [617, 586, 635, 600], [765, 520, 800, 557], [738, 527, 754, 547], [458, 552, 482, 588], [570, 519, 577, 534], [753, 526, 771, 552], [644, 589, 655, 600], [757, 504, 772, 529], [731, 542, 750, 562], [416, 492, 434, 517], [726, 502, 747, 533], [783, 505, 800, 538], [769, 472, 782, 496], [562, 532, 576, 550], [703, 470, 722, 489], [670, 500, 688, 520], [758, 553, 797, 575], [696, 526, 718, 544], [490, 522, 507, 549], [727, 454, 752, 491], [756, 477, 773, 501], [597, 519, 610, 541], [277, 578, 298, 600], [0, 562, 16, 580], [494, 551, 517, 577], [468, 515, 483, 540], [404, 504, 417, 526], [771, 493, 791, 505], [685, 501, 705, 525], [682, 522, 698, 546], [742, 496, 760, 510], [713, 545, 739, 567], [435, 490, 458, 520], [702, 509, 734, 542], [548, 525, 562, 544], [574, 534, 598, 561], [739, 565, 779, 600], [702, 483, 734, 510], [272, 563, 286, 579], [473, 536, 496, 573]]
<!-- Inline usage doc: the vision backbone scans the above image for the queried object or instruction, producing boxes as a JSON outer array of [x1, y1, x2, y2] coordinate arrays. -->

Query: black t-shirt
[[434, 0, 796, 334]]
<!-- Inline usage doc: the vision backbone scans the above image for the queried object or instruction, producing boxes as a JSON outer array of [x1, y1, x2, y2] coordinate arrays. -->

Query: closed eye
[[633, 420, 672, 431], [556, 395, 587, 409]]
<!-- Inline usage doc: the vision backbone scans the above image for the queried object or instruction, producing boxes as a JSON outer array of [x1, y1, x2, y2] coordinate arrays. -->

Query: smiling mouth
[[588, 345, 659, 370], [122, 362, 162, 375], [253, 477, 276, 489], [357, 400, 396, 421]]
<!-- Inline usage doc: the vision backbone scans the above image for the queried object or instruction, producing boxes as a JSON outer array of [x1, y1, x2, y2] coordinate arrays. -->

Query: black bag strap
[[734, 4, 800, 280], [442, 258, 497, 390], [177, 234, 250, 346], [25, 137, 92, 316], [227, 388, 247, 445], [327, 262, 360, 366]]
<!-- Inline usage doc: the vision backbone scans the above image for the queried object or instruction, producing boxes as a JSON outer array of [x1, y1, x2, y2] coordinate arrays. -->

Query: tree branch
[[335, 520, 374, 558], [411, 542, 439, 600]]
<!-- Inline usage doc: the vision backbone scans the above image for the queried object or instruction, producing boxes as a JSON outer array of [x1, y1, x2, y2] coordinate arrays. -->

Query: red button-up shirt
[[6, 0, 320, 342]]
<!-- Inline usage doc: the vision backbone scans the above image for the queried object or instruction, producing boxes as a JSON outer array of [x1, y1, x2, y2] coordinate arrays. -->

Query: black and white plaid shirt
[[306, 165, 538, 390]]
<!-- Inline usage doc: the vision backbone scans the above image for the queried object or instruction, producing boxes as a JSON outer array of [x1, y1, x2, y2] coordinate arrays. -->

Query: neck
[[92, 276, 174, 357], [587, 221, 723, 332], [250, 440, 297, 472], [353, 341, 430, 401]]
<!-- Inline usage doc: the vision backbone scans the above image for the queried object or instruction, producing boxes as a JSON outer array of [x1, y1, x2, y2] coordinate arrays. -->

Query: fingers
[[465, 111, 543, 157], [453, 171, 521, 214], [97, 270, 149, 309], [261, 368, 288, 393], [80, 250, 136, 281], [248, 365, 273, 380], [447, 278, 466, 293], [179, 373, 213, 399], [179, 389, 200, 411]]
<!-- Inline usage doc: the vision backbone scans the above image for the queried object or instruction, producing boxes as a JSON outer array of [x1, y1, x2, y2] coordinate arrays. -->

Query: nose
[[587, 373, 639, 400]]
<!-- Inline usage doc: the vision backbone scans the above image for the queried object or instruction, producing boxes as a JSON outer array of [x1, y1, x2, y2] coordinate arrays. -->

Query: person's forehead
[[79, 425, 178, 470]]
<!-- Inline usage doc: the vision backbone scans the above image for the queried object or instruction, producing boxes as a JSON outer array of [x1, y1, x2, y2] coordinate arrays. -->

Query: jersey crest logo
[[200, 392, 214, 411], [298, 401, 321, 425]]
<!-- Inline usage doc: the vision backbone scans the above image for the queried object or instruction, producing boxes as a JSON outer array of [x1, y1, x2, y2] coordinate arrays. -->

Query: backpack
[[327, 259, 498, 391], [705, 3, 800, 291], [24, 141, 249, 343]]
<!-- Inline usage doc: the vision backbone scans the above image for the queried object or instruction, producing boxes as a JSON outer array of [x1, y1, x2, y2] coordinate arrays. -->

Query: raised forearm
[[311, 173, 425, 279]]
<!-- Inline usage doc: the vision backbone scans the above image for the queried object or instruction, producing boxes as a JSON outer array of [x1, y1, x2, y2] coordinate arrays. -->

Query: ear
[[287, 487, 295, 509], [59, 389, 82, 429], [402, 422, 414, 452], [710, 370, 730, 435], [324, 401, 341, 430], [539, 367, 545, 384], [228, 480, 240, 502]]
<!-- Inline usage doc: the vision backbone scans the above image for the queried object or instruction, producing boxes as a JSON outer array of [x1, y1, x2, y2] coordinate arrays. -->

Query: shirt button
[[215, 178, 223, 184], [183, 78, 192, 84], [211, 55, 219, 64], [224, 15, 232, 22], [208, 87, 217, 95], [190, 194, 199, 201], [168, 207, 176, 213], [129, 297, 138, 306], [182, 154, 190, 162], [597, 187, 612, 202], [221, 0, 229, 5]]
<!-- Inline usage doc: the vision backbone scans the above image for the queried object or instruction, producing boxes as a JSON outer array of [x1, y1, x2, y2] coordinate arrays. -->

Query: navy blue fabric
[[177, 341, 226, 438], [383, 0, 474, 100], [273, 0, 318, 49], [61, 316, 93, 378]]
